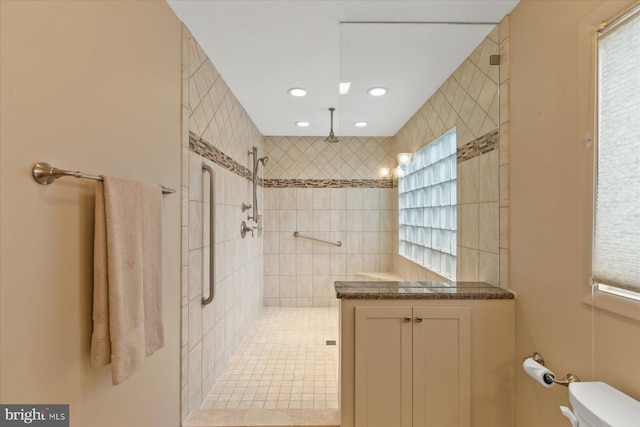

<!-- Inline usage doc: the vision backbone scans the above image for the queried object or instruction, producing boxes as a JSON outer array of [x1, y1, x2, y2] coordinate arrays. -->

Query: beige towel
[[90, 176, 164, 385]]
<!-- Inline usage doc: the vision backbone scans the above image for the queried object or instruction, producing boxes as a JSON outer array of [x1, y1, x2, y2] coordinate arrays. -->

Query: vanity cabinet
[[354, 305, 470, 427], [337, 282, 515, 427]]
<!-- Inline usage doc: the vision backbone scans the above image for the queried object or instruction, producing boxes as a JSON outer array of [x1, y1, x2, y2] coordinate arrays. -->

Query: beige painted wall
[[0, 1, 182, 426], [510, 1, 639, 426]]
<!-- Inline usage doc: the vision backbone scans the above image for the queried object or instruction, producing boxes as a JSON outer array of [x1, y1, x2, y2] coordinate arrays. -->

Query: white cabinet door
[[412, 306, 471, 427], [355, 306, 413, 427], [354, 305, 471, 427]]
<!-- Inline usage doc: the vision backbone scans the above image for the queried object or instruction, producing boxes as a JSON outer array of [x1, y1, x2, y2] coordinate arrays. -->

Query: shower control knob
[[240, 221, 254, 238]]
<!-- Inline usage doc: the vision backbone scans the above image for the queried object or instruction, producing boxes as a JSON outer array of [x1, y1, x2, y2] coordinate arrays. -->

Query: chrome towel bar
[[32, 162, 175, 195], [293, 231, 342, 247]]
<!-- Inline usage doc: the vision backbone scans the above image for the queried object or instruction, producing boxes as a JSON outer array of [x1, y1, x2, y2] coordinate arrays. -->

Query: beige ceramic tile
[[500, 207, 510, 249], [499, 36, 510, 84], [499, 122, 510, 166], [194, 308, 339, 418], [478, 202, 499, 253], [457, 247, 479, 281], [479, 251, 500, 286], [499, 165, 510, 207], [458, 157, 479, 204], [458, 203, 479, 250], [479, 150, 499, 203], [499, 80, 510, 125], [499, 248, 510, 289]]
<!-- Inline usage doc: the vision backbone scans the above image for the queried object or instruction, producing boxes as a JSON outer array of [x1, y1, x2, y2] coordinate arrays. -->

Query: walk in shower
[[180, 15, 505, 427]]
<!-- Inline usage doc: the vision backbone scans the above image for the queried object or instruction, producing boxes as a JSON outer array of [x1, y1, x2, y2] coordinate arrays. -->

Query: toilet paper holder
[[524, 352, 581, 387]]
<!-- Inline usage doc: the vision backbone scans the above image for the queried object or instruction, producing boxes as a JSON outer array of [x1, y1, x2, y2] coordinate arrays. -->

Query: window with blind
[[398, 128, 457, 280], [592, 4, 640, 300]]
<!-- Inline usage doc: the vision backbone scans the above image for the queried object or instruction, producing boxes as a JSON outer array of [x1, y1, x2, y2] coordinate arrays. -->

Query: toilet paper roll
[[523, 357, 556, 388]]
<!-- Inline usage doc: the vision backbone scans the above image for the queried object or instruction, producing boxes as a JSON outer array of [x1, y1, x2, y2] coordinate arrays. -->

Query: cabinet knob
[[403, 316, 412, 323], [415, 316, 423, 323]]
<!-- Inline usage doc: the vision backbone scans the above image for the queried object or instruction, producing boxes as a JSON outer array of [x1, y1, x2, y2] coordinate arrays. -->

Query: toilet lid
[[569, 382, 640, 426]]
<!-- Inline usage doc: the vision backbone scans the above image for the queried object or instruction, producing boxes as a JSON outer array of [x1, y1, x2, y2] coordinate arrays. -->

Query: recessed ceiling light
[[339, 82, 351, 95], [288, 87, 307, 97], [295, 121, 310, 127], [367, 87, 388, 97], [354, 121, 368, 127]]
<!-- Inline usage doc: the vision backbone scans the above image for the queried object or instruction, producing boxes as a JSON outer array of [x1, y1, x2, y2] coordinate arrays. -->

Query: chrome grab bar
[[202, 163, 215, 306], [293, 231, 342, 247], [32, 162, 175, 195]]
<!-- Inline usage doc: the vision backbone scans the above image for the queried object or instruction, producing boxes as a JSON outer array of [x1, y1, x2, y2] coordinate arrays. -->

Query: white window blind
[[398, 128, 457, 279], [593, 5, 640, 294]]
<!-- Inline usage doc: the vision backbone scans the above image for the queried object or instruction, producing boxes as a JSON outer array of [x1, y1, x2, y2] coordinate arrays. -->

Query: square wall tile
[[457, 157, 479, 204], [280, 254, 297, 276], [346, 189, 363, 210], [279, 276, 297, 298], [479, 251, 499, 286], [457, 247, 479, 281], [479, 150, 499, 203], [264, 188, 279, 210], [296, 188, 314, 210], [280, 188, 297, 210], [458, 204, 479, 250], [478, 202, 499, 253]]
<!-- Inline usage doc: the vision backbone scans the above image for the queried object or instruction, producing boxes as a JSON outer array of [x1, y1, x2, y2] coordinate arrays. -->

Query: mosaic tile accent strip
[[190, 132, 397, 188], [262, 178, 395, 189], [457, 129, 499, 162], [189, 132, 253, 181]]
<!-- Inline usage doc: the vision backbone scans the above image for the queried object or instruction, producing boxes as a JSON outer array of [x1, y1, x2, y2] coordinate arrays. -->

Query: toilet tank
[[569, 382, 640, 426]]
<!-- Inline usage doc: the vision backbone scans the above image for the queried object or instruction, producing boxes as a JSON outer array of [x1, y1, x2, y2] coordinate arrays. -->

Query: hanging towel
[[90, 176, 164, 385]]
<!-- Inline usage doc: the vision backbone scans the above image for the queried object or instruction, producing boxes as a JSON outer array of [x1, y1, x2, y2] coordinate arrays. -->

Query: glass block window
[[398, 128, 457, 279]]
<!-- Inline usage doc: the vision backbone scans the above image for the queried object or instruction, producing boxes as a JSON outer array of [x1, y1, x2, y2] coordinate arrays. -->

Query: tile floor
[[201, 307, 339, 411]]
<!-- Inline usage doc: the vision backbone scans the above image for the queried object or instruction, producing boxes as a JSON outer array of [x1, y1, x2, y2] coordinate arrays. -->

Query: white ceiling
[[167, 1, 519, 137]]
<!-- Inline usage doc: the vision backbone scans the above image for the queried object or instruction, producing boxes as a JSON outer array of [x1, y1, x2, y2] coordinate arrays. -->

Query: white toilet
[[560, 382, 640, 426]]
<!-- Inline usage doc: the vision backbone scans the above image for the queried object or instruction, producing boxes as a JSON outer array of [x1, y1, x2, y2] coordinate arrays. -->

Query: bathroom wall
[[263, 136, 397, 307], [181, 29, 264, 420], [394, 26, 507, 286], [0, 2, 181, 426], [509, 1, 639, 426]]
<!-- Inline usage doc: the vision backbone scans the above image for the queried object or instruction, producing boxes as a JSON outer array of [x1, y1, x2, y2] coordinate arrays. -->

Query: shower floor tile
[[202, 307, 339, 411]]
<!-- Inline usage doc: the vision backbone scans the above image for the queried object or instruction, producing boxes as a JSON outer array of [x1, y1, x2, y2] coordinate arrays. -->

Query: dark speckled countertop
[[334, 281, 514, 300]]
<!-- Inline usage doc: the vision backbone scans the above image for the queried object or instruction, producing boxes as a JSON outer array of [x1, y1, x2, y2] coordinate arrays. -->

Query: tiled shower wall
[[262, 136, 397, 307], [394, 25, 509, 287], [181, 27, 264, 421]]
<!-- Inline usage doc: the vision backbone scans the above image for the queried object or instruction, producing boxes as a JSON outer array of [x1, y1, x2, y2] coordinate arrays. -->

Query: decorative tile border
[[457, 129, 499, 162], [191, 131, 396, 188], [189, 132, 253, 181], [263, 178, 396, 189], [191, 128, 498, 187]]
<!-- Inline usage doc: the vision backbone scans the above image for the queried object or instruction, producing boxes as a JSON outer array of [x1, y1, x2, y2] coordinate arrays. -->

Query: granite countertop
[[334, 281, 514, 300]]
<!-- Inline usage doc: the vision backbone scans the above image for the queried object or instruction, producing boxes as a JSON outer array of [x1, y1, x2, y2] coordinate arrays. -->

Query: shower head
[[324, 107, 339, 144], [259, 156, 269, 166]]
